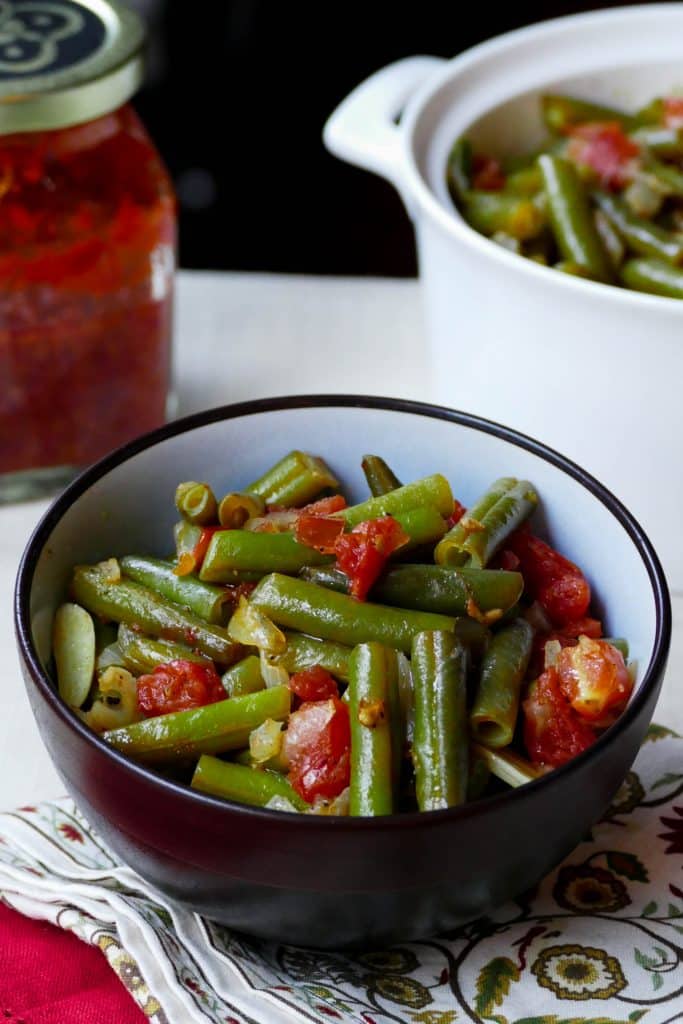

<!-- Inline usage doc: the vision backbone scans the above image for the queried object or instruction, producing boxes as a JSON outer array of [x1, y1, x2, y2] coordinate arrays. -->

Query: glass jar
[[0, 0, 176, 501]]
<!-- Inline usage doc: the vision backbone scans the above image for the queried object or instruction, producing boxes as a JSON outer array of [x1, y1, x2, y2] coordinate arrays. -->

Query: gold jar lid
[[0, 0, 145, 134]]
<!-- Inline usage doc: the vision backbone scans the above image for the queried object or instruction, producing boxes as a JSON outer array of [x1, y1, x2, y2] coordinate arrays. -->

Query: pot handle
[[323, 56, 445, 204]]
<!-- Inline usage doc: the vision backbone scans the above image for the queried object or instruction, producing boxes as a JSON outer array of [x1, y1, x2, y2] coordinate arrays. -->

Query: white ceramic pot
[[323, 4, 683, 587]]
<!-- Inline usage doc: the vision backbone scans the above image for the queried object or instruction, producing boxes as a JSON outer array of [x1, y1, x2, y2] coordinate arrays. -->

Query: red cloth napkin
[[0, 903, 145, 1024]]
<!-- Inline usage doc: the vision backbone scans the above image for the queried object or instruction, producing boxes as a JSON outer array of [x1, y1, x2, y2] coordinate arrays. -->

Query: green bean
[[393, 506, 448, 550], [71, 565, 241, 665], [199, 530, 332, 582], [53, 603, 96, 709], [271, 632, 351, 680], [192, 755, 307, 810], [175, 481, 218, 525], [221, 654, 264, 697], [461, 480, 538, 568], [411, 631, 468, 811], [554, 260, 594, 278], [446, 136, 472, 203], [541, 93, 635, 134], [250, 574, 455, 652], [120, 556, 229, 624], [594, 209, 625, 268], [634, 98, 665, 125], [218, 492, 265, 529], [104, 685, 291, 763], [361, 454, 402, 497], [463, 191, 546, 241], [300, 564, 521, 617], [470, 619, 534, 748], [620, 257, 683, 298], [435, 477, 516, 567], [348, 643, 398, 816], [245, 450, 339, 507], [538, 155, 612, 282], [117, 623, 210, 675], [473, 743, 542, 787], [232, 746, 288, 772], [630, 125, 683, 157], [594, 191, 683, 264], [339, 474, 454, 528], [643, 158, 683, 196]]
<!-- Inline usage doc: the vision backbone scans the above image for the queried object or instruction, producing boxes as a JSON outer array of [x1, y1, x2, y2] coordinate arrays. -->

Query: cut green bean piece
[[446, 136, 472, 203], [245, 451, 339, 507], [71, 565, 241, 665], [53, 603, 96, 709], [473, 743, 542, 787], [271, 632, 351, 681], [463, 191, 546, 241], [199, 530, 332, 582], [595, 191, 683, 264], [339, 474, 454, 529], [175, 481, 218, 525], [461, 480, 538, 568], [643, 158, 683, 196], [393, 506, 448, 550], [539, 155, 612, 282], [192, 755, 308, 811], [348, 643, 398, 816], [542, 93, 635, 134], [435, 477, 516, 567], [218, 492, 265, 529], [118, 623, 210, 675], [467, 749, 491, 801], [594, 209, 625, 269], [120, 555, 229, 624], [630, 125, 683, 156], [361, 454, 402, 497], [620, 257, 683, 298], [411, 630, 468, 811], [250, 574, 455, 652], [300, 564, 522, 617], [554, 260, 594, 278], [221, 654, 265, 697], [470, 619, 534, 748], [104, 685, 291, 763]]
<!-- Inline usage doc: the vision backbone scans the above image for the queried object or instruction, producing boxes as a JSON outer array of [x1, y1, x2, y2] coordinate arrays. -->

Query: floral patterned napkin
[[1, 725, 682, 1024]]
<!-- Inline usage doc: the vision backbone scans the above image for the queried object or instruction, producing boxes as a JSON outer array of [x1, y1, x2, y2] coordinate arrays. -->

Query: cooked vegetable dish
[[52, 451, 634, 816], [448, 92, 683, 297]]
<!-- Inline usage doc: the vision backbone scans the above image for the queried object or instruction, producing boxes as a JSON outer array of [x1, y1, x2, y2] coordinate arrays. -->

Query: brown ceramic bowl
[[14, 396, 670, 948]]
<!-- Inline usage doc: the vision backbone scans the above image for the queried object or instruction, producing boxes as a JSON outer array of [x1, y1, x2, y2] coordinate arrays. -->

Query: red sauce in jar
[[0, 105, 175, 476]]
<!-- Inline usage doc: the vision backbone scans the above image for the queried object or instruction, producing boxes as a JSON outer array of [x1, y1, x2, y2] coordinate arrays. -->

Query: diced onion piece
[[53, 602, 96, 709], [309, 786, 351, 816], [265, 795, 301, 813], [84, 666, 140, 732], [96, 641, 126, 673], [244, 510, 299, 533], [228, 596, 286, 654], [473, 743, 543, 788], [94, 558, 121, 583], [544, 639, 563, 670], [249, 718, 284, 764], [260, 649, 290, 689]]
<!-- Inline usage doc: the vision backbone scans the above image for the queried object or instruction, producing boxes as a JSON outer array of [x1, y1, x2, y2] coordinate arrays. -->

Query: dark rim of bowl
[[15, 394, 671, 830]]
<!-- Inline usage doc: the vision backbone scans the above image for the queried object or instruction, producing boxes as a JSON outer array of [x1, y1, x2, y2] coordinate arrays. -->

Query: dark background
[[130, 0, 658, 276]]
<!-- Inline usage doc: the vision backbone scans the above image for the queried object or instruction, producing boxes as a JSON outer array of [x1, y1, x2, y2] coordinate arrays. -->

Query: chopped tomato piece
[[566, 121, 639, 189], [523, 666, 597, 767], [295, 513, 345, 553], [334, 515, 409, 600], [301, 494, 347, 515], [137, 659, 226, 717], [529, 616, 603, 677], [222, 581, 257, 609], [288, 665, 339, 703], [193, 526, 222, 568], [447, 499, 467, 529], [472, 154, 506, 191], [507, 530, 591, 627], [283, 697, 351, 802], [495, 549, 521, 572], [663, 97, 683, 129], [556, 635, 632, 722]]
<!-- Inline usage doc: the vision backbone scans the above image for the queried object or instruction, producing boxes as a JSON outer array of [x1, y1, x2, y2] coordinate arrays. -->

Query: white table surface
[[1, 269, 681, 809]]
